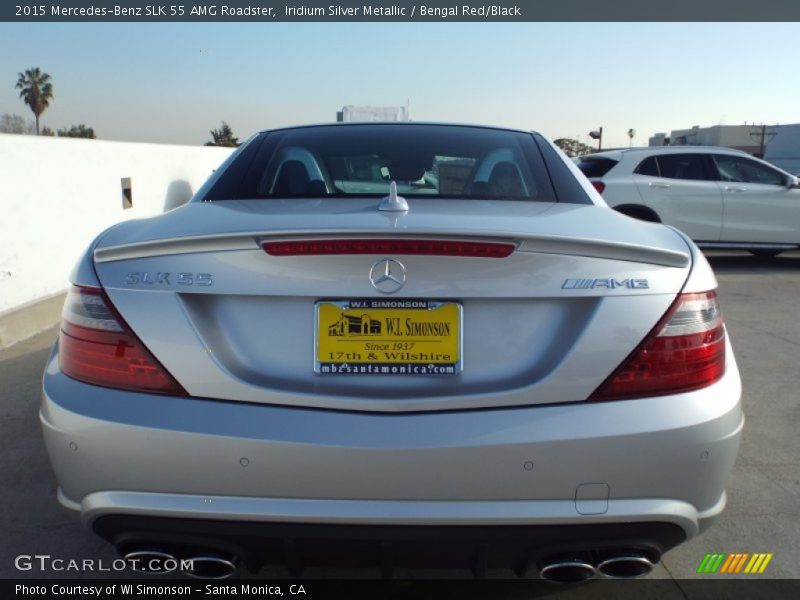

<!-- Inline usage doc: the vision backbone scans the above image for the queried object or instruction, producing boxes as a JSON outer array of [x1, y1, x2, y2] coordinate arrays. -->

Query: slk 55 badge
[[125, 272, 213, 286]]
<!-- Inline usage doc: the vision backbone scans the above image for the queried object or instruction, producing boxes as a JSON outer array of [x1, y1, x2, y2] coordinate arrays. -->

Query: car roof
[[586, 146, 750, 160], [580, 145, 795, 178], [256, 122, 542, 137]]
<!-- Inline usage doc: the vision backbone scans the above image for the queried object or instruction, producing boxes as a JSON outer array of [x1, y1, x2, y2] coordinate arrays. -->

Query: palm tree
[[15, 67, 53, 135]]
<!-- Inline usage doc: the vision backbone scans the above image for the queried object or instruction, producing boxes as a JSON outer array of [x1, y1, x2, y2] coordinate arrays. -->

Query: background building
[[649, 123, 800, 172], [649, 125, 761, 154], [764, 124, 800, 174], [336, 105, 410, 122]]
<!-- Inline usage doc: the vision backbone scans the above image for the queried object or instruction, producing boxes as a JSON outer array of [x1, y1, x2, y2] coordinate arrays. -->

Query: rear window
[[575, 156, 618, 178], [202, 125, 559, 202]]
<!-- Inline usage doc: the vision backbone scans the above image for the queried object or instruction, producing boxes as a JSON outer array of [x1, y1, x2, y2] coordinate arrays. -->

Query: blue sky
[[1, 22, 799, 147]]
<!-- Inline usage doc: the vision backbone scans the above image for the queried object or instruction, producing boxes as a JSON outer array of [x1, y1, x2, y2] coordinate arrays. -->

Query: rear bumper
[[41, 341, 743, 544], [92, 515, 687, 574]]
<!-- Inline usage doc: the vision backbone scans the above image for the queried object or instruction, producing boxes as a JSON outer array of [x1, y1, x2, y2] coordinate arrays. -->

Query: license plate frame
[[314, 299, 462, 376]]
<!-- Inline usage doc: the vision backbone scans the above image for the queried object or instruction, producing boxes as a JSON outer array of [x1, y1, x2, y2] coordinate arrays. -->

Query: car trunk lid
[[91, 199, 692, 412]]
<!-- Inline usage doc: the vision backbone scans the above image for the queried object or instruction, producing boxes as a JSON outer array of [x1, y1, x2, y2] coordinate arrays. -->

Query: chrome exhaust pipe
[[183, 555, 238, 579], [596, 554, 655, 578], [123, 549, 178, 575], [539, 559, 596, 582]]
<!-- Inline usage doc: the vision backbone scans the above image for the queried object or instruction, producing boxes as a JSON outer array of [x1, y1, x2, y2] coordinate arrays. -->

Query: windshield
[[203, 124, 557, 202]]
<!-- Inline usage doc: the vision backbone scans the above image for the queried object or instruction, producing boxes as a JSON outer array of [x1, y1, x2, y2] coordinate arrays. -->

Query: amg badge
[[562, 278, 649, 290]]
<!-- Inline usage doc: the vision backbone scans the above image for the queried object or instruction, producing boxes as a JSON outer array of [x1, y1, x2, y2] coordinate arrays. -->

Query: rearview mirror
[[788, 176, 800, 188]]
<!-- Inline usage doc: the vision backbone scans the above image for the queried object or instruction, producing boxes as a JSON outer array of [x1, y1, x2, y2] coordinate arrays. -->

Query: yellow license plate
[[315, 300, 462, 375]]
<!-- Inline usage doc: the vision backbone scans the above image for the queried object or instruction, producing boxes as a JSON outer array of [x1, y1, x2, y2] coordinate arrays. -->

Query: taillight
[[58, 285, 187, 395], [591, 181, 606, 194], [262, 239, 516, 258], [589, 291, 726, 401]]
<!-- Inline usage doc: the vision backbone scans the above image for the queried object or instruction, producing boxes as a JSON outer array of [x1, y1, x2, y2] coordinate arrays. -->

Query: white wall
[[0, 134, 233, 314]]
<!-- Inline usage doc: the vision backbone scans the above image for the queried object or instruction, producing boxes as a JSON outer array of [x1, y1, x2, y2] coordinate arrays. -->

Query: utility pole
[[589, 127, 603, 151], [749, 124, 776, 158]]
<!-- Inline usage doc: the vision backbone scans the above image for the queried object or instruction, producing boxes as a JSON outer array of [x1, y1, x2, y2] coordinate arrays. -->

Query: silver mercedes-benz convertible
[[41, 123, 743, 580]]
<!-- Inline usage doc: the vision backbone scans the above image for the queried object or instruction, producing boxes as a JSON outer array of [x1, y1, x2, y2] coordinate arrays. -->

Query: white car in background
[[576, 146, 800, 257]]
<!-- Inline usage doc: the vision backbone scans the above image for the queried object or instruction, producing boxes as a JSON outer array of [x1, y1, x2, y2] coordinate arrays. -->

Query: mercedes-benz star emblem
[[369, 258, 406, 294]]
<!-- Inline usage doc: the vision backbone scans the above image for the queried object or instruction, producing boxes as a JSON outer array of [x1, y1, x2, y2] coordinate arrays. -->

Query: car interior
[[258, 144, 536, 198]]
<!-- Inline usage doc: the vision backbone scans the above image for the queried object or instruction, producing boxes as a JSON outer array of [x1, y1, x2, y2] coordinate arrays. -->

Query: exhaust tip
[[597, 555, 654, 578], [123, 550, 177, 575], [184, 555, 238, 579], [539, 560, 596, 583]]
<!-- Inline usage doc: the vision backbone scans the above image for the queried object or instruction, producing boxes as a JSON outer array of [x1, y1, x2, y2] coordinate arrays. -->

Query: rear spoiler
[[95, 231, 689, 268]]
